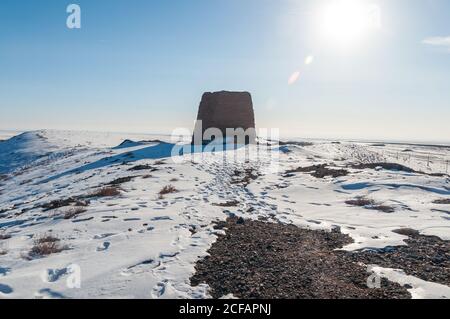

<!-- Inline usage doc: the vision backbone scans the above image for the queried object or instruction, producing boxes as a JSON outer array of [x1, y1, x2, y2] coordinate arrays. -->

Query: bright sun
[[319, 0, 380, 48]]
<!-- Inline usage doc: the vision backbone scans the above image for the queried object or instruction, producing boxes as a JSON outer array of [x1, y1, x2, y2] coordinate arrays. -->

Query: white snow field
[[0, 130, 449, 299]]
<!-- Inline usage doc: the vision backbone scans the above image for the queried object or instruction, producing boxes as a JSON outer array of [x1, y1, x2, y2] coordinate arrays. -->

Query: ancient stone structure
[[192, 91, 256, 145]]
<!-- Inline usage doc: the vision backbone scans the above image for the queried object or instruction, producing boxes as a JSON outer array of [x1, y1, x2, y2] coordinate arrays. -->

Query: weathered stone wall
[[192, 91, 256, 145]]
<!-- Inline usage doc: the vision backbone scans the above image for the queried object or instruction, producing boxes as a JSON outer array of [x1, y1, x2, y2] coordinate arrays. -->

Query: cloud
[[422, 36, 450, 50]]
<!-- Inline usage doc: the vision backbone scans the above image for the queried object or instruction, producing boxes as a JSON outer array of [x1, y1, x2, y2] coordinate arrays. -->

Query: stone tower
[[192, 91, 256, 145]]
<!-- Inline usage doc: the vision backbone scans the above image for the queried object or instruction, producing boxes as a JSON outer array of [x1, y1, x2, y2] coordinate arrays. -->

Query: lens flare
[[305, 55, 314, 65], [288, 71, 301, 85], [318, 0, 381, 48]]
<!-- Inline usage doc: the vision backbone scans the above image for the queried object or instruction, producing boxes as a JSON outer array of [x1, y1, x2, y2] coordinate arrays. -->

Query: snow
[[0, 130, 449, 298]]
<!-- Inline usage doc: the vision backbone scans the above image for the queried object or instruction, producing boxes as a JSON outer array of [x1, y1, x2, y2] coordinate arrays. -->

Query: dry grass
[[41, 197, 89, 211], [345, 197, 376, 207], [0, 232, 11, 240], [91, 187, 121, 197], [285, 164, 348, 179], [230, 168, 259, 187], [433, 198, 450, 205], [29, 234, 65, 258], [346, 197, 395, 213], [107, 176, 135, 185], [128, 164, 157, 171], [158, 185, 178, 199], [212, 200, 240, 207], [63, 207, 87, 220]]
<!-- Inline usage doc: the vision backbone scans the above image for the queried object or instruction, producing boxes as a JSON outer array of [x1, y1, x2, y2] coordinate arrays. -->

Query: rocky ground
[[344, 228, 450, 287], [190, 217, 412, 299]]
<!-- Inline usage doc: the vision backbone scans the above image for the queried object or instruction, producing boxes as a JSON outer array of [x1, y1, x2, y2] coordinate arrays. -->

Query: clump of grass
[[128, 164, 157, 172], [212, 200, 240, 207], [345, 197, 376, 207], [0, 232, 11, 240], [41, 197, 89, 211], [63, 207, 87, 220], [158, 185, 178, 199], [433, 198, 450, 205], [91, 187, 121, 197], [107, 176, 135, 185], [29, 234, 65, 258], [346, 197, 395, 213]]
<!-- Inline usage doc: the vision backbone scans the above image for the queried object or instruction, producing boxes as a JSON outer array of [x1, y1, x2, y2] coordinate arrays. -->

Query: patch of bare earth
[[351, 162, 448, 177], [285, 164, 348, 179], [345, 228, 450, 286], [190, 217, 410, 299]]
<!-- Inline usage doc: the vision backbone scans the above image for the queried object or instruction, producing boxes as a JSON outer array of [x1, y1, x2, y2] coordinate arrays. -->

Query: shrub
[[63, 207, 87, 220], [41, 197, 89, 211], [107, 176, 135, 185], [345, 197, 376, 207], [158, 185, 178, 199], [91, 187, 121, 197], [346, 197, 395, 213], [29, 234, 65, 258]]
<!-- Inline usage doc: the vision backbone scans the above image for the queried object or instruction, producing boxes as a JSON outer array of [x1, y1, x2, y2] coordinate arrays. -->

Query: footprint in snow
[[0, 267, 11, 277], [151, 216, 172, 221], [96, 241, 110, 252], [151, 280, 168, 298], [41, 267, 69, 283], [93, 233, 116, 239], [35, 288, 65, 299], [0, 283, 13, 295]]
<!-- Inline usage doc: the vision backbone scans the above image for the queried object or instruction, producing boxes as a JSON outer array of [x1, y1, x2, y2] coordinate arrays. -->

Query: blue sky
[[0, 0, 449, 142]]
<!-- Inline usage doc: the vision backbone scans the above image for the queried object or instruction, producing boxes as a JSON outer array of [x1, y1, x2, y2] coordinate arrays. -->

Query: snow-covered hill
[[0, 130, 449, 298]]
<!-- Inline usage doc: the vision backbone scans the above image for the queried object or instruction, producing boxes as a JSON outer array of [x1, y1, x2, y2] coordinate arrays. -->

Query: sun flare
[[319, 0, 380, 48]]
